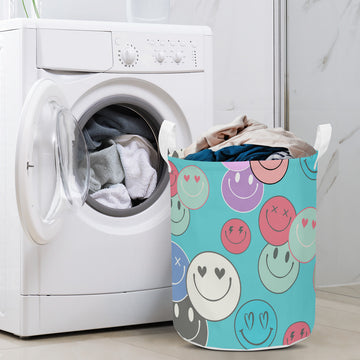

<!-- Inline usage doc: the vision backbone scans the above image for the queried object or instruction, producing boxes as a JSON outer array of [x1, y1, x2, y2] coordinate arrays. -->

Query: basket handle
[[159, 120, 177, 172], [314, 123, 332, 168]]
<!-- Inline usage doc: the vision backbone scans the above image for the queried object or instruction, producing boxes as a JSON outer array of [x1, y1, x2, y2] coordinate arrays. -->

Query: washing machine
[[0, 18, 213, 336]]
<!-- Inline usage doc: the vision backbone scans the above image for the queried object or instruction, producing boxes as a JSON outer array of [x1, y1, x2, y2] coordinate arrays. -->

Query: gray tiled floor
[[0, 285, 359, 359]]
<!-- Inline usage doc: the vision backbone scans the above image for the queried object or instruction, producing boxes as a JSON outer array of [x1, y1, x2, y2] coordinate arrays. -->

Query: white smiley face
[[186, 252, 241, 321]]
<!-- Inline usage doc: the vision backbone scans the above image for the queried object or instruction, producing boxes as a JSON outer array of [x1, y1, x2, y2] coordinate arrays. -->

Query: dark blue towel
[[184, 144, 290, 162]]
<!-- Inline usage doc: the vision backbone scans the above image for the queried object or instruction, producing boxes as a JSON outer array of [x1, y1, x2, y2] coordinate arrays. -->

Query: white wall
[[287, 0, 360, 286], [5, 0, 275, 127], [167, 0, 274, 126]]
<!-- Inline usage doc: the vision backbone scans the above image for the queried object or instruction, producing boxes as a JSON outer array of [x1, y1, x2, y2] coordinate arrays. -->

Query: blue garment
[[184, 144, 290, 162]]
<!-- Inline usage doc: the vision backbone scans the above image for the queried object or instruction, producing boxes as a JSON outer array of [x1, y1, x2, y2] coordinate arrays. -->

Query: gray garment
[[266, 150, 293, 160], [83, 105, 156, 151], [89, 142, 125, 192], [90, 183, 132, 209]]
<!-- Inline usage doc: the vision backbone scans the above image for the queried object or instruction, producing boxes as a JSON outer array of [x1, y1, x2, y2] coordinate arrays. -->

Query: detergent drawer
[[36, 28, 113, 72]]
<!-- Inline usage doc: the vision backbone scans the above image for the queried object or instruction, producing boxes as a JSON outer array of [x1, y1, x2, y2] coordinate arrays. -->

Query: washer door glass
[[16, 79, 90, 244], [56, 105, 90, 211]]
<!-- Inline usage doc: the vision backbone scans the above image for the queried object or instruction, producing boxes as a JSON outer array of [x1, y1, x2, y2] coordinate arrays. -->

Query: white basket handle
[[159, 120, 177, 172], [314, 123, 332, 168]]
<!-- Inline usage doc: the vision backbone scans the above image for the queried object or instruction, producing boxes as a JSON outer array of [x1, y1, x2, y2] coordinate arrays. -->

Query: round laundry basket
[[170, 153, 319, 351]]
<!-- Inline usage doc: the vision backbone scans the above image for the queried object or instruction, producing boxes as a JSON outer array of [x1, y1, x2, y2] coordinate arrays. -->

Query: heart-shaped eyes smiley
[[198, 266, 206, 277], [184, 175, 201, 183], [245, 312, 254, 330], [259, 311, 269, 329], [215, 267, 225, 279], [302, 218, 308, 228], [302, 218, 316, 228]]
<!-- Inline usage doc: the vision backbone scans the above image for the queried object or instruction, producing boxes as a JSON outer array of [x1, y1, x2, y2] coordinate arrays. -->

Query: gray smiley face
[[173, 296, 208, 346]]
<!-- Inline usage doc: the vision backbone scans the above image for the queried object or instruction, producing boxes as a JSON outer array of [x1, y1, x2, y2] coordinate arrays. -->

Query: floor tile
[[316, 289, 360, 308], [104, 322, 360, 360], [0, 329, 106, 351], [315, 294, 360, 333], [317, 284, 360, 299], [0, 338, 178, 360], [0, 285, 359, 359]]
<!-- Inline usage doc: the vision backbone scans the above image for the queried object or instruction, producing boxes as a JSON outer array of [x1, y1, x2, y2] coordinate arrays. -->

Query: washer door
[[16, 79, 90, 244]]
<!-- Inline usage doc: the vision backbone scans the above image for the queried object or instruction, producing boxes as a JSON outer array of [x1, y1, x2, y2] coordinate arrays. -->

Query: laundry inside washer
[[83, 105, 156, 151], [81, 104, 164, 214]]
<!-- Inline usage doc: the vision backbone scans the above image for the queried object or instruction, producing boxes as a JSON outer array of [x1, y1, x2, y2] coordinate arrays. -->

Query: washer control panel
[[109, 31, 204, 73]]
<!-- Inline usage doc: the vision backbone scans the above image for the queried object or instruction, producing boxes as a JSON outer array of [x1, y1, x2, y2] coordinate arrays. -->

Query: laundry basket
[[163, 122, 331, 351]]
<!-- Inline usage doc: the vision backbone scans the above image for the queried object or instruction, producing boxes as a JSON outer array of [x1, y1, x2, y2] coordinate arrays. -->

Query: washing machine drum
[[79, 97, 167, 218]]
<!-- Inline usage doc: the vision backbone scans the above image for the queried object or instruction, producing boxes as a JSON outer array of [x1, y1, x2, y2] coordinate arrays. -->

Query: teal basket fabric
[[170, 154, 318, 351]]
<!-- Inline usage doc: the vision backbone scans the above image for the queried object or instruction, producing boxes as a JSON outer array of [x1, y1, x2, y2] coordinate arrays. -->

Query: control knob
[[155, 51, 166, 63], [173, 51, 183, 64], [121, 46, 137, 65]]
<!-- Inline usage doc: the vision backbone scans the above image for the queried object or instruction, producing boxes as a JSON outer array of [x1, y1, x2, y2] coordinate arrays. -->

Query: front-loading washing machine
[[0, 18, 213, 336]]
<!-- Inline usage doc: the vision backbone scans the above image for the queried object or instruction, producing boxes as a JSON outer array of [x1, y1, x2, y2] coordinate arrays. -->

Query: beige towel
[[184, 116, 316, 159]]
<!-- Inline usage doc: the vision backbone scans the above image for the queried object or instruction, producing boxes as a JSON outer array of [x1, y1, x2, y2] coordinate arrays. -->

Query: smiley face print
[[250, 159, 288, 184], [234, 300, 277, 349], [177, 166, 209, 210], [283, 321, 311, 346], [300, 156, 318, 181], [172, 242, 190, 302], [259, 196, 296, 246], [171, 194, 190, 236], [222, 167, 264, 212], [169, 160, 179, 197], [220, 219, 251, 254], [289, 207, 317, 263], [173, 296, 208, 347], [186, 252, 241, 321], [258, 243, 300, 294]]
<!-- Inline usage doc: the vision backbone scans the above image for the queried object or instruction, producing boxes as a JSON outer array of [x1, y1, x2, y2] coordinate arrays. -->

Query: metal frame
[[273, 0, 287, 129]]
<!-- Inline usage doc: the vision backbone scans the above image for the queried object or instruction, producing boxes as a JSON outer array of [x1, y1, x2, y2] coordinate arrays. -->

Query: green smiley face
[[289, 207, 316, 263], [171, 194, 190, 236], [258, 243, 300, 294], [177, 166, 209, 210]]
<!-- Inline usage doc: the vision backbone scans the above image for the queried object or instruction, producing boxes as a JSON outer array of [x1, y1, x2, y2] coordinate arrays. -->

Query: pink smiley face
[[221, 219, 251, 254], [283, 322, 311, 346], [259, 196, 296, 246], [250, 159, 288, 184], [169, 161, 179, 197]]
